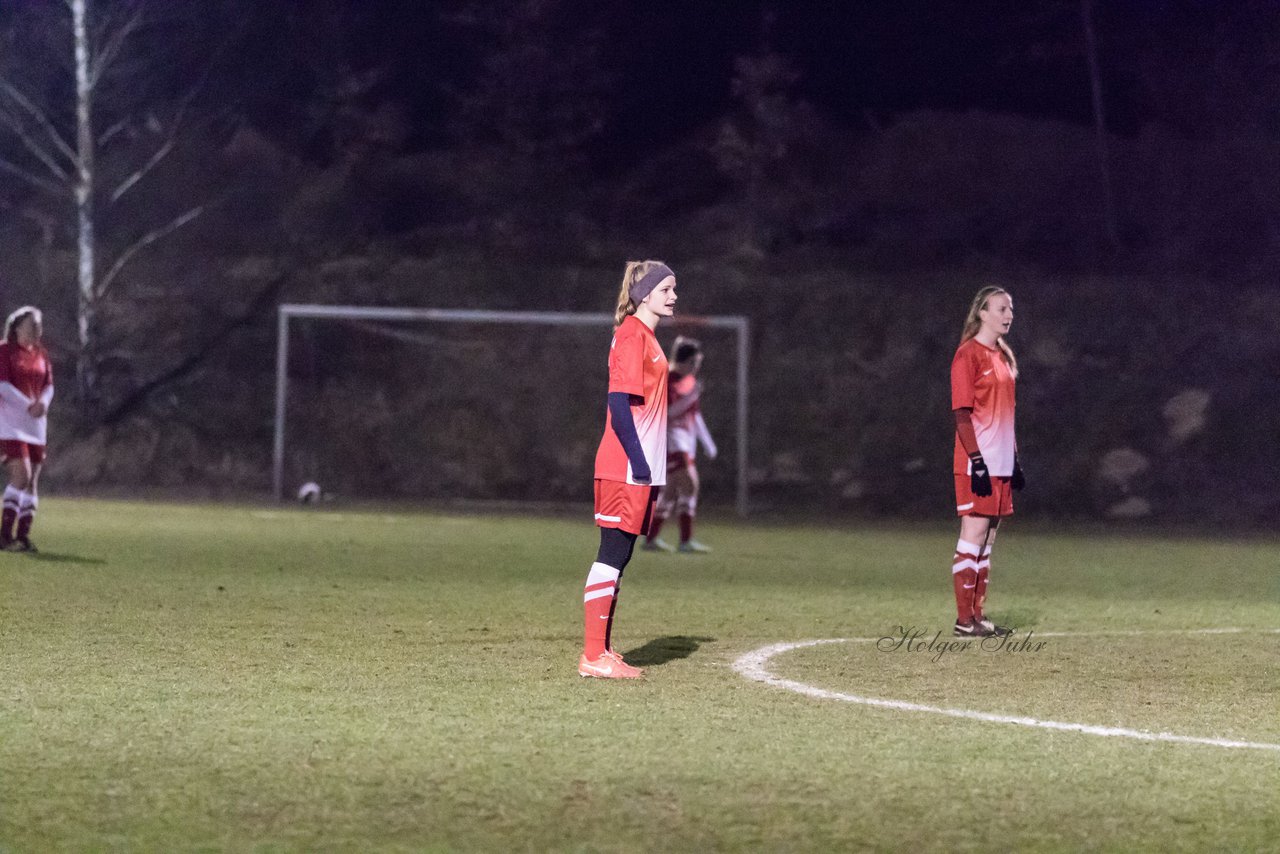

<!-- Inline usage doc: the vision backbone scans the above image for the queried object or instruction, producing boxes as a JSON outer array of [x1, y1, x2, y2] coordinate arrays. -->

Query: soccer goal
[[273, 304, 752, 515]]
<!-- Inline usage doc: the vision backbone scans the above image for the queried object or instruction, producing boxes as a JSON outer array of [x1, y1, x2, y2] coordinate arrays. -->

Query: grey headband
[[630, 264, 675, 304]]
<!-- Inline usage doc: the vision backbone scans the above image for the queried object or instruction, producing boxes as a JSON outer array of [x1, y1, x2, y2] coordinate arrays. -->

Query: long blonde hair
[[960, 286, 1018, 377], [614, 260, 668, 327]]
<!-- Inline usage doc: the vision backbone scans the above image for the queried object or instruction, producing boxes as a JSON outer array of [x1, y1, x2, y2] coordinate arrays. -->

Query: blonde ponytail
[[960, 286, 1018, 377], [614, 262, 644, 327]]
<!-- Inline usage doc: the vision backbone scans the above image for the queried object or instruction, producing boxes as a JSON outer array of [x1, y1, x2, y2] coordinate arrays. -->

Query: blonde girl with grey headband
[[578, 261, 679, 679]]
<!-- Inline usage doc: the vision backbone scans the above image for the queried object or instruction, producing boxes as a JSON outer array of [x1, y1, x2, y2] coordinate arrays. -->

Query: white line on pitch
[[732, 636, 1280, 752]]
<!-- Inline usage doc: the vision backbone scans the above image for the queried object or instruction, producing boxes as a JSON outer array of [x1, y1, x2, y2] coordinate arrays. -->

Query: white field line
[[732, 630, 1280, 752], [249, 510, 411, 524]]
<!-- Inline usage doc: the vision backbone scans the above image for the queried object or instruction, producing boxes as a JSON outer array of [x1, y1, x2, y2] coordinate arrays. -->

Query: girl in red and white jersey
[[579, 260, 677, 679], [0, 306, 54, 551], [644, 336, 717, 553], [949, 287, 1024, 638]]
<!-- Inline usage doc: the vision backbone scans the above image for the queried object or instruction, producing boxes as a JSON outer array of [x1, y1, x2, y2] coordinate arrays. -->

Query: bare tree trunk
[[4, 0, 222, 420], [1080, 0, 1119, 249], [72, 0, 99, 404]]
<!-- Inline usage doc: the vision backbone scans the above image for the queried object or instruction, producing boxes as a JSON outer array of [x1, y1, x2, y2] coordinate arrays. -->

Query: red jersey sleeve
[[950, 345, 976, 411], [608, 326, 645, 398]]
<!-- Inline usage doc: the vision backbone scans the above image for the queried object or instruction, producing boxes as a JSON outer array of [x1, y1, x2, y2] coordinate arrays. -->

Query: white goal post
[[273, 304, 752, 515]]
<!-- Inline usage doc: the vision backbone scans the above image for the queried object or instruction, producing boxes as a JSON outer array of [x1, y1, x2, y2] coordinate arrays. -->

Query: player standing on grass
[[579, 261, 677, 679], [644, 336, 717, 553], [950, 287, 1023, 638], [0, 306, 53, 552]]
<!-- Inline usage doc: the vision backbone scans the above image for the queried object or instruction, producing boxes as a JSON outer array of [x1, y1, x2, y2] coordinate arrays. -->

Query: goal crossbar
[[273, 304, 752, 515]]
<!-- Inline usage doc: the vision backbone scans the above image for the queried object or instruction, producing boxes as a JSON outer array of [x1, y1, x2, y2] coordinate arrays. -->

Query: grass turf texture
[[2, 498, 1278, 852]]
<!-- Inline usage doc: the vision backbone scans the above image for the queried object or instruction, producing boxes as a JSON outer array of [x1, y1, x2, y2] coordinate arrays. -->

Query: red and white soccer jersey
[[594, 315, 669, 486], [951, 338, 1016, 477], [0, 341, 53, 447]]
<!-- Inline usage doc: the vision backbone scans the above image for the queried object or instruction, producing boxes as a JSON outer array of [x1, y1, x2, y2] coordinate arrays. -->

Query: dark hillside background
[[1, 0, 1277, 522]]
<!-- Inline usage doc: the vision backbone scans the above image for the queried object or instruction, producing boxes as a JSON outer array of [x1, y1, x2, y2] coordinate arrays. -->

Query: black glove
[[1011, 456, 1025, 491], [632, 462, 652, 484], [969, 453, 992, 497]]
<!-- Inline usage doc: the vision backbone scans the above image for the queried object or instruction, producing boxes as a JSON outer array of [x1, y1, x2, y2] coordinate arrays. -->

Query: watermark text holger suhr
[[877, 626, 1048, 662]]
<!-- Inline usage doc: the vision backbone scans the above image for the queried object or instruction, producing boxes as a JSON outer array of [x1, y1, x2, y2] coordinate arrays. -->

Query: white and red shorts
[[594, 479, 657, 535], [1, 440, 45, 465], [665, 451, 693, 475], [955, 474, 1013, 518]]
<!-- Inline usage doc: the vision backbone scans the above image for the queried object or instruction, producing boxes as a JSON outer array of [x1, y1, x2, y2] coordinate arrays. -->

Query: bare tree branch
[[108, 11, 236, 205], [97, 116, 130, 147], [96, 204, 203, 298], [0, 111, 70, 181], [90, 5, 144, 88], [109, 136, 173, 202], [0, 79, 77, 175], [91, 5, 114, 53], [0, 155, 67, 195]]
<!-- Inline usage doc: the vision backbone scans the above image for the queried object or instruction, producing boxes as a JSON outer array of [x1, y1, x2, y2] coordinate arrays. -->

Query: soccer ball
[[297, 481, 322, 504]]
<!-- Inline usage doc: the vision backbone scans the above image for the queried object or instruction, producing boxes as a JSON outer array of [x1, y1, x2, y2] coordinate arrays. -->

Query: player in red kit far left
[[0, 306, 54, 552], [579, 260, 677, 679]]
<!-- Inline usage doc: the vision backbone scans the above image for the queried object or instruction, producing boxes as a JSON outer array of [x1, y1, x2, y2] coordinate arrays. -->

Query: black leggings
[[596, 527, 638, 570]]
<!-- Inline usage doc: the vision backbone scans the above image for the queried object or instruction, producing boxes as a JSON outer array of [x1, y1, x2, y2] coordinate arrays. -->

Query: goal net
[[273, 305, 751, 514]]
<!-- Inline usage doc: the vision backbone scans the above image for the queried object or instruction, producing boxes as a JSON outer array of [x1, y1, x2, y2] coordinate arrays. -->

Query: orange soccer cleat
[[578, 651, 644, 679]]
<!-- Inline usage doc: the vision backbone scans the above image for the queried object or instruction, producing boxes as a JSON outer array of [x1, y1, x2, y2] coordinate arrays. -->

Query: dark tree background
[[0, 0, 1277, 523]]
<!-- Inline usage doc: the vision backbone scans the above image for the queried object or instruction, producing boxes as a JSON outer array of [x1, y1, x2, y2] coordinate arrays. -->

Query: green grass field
[[3, 498, 1278, 852]]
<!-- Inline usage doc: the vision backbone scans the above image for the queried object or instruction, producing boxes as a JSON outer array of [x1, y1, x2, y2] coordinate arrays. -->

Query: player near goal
[[579, 261, 678, 679], [0, 306, 54, 552], [644, 336, 717, 553], [950, 286, 1023, 638]]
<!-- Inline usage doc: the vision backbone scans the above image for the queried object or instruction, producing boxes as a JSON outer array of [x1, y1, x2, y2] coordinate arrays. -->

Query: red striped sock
[[583, 562, 620, 659], [974, 551, 991, 620], [604, 578, 624, 651], [952, 539, 981, 622]]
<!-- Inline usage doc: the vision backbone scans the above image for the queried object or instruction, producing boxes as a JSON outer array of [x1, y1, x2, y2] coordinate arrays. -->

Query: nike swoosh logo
[[652, 354, 661, 362], [599, 615, 610, 619], [982, 369, 993, 376], [962, 584, 976, 589]]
